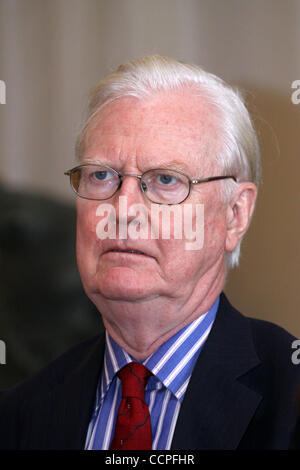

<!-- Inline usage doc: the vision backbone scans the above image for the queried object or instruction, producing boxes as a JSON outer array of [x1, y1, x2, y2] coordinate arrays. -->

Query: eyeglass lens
[[70, 165, 190, 204]]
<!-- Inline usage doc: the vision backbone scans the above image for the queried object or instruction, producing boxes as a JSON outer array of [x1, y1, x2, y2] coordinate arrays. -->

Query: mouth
[[103, 247, 152, 258], [101, 241, 155, 259], [109, 249, 147, 255]]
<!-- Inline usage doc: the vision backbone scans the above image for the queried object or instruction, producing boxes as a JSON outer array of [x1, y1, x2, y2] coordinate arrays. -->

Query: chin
[[92, 268, 156, 301]]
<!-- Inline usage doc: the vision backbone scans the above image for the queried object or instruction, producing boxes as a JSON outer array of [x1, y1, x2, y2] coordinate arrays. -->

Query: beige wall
[[0, 0, 299, 335]]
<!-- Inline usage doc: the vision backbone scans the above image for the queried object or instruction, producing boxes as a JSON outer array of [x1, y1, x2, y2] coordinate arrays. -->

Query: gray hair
[[76, 55, 261, 269]]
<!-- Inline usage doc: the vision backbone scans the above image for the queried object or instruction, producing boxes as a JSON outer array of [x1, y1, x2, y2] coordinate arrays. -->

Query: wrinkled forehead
[[82, 92, 221, 173]]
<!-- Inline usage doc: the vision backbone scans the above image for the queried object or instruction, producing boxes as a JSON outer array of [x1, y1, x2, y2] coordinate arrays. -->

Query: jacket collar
[[171, 293, 262, 449]]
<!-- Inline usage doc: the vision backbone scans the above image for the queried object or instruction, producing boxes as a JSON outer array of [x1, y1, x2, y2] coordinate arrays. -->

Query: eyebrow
[[153, 160, 197, 179], [81, 158, 104, 165], [80, 157, 194, 177], [158, 160, 191, 173]]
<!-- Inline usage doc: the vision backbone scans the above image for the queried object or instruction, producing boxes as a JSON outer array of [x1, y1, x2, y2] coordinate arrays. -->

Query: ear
[[225, 182, 258, 253]]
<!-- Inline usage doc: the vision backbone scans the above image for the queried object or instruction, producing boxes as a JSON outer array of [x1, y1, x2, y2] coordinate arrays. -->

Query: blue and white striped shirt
[[85, 296, 219, 450]]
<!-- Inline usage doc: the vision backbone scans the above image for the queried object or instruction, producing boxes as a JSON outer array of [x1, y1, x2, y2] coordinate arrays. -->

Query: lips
[[110, 249, 146, 255], [102, 243, 153, 258]]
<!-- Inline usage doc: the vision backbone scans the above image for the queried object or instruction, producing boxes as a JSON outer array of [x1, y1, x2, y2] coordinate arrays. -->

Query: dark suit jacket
[[0, 293, 299, 449]]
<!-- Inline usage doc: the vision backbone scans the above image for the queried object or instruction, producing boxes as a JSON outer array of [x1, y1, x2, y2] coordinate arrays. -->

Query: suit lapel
[[171, 294, 262, 450]]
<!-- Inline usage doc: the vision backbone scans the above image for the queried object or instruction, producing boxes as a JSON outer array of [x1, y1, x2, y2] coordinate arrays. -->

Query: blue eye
[[93, 170, 110, 181], [157, 174, 177, 186]]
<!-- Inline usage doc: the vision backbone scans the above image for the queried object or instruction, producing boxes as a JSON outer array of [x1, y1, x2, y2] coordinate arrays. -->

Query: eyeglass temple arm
[[191, 176, 237, 184]]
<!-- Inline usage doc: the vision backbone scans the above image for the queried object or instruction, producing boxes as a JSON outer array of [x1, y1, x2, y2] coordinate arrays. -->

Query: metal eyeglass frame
[[64, 163, 237, 205]]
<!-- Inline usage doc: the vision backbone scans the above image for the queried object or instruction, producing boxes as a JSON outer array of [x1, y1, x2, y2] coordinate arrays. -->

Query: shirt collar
[[101, 296, 219, 403]]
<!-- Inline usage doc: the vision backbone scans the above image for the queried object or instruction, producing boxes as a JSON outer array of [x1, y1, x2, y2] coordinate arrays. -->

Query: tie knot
[[118, 362, 151, 400]]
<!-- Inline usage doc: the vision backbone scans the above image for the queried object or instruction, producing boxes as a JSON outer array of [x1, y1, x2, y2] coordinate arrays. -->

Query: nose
[[115, 174, 145, 203], [111, 175, 150, 236]]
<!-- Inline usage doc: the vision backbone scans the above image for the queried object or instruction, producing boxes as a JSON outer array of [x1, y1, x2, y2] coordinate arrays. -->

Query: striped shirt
[[85, 296, 219, 450]]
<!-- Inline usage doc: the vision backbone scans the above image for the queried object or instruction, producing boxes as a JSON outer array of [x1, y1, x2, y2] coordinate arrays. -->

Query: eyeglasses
[[64, 163, 237, 205]]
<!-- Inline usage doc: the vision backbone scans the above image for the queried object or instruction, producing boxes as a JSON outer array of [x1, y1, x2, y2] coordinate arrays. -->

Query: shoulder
[[220, 292, 297, 346], [249, 315, 297, 352], [248, 318, 300, 395], [219, 293, 300, 380], [0, 334, 104, 407], [0, 334, 105, 449]]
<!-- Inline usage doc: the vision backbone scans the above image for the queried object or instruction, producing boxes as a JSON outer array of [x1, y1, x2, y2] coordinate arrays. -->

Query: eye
[[156, 173, 178, 186], [89, 168, 116, 183], [93, 170, 109, 180]]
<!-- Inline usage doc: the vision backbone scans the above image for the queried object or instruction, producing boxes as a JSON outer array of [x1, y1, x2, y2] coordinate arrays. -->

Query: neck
[[94, 264, 226, 360]]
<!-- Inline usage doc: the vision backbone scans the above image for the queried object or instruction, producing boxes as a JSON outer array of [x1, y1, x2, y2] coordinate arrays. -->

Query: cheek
[[76, 200, 100, 238], [205, 217, 225, 249], [157, 238, 205, 282], [195, 190, 227, 251], [158, 204, 227, 279], [76, 201, 100, 270], [204, 205, 228, 252]]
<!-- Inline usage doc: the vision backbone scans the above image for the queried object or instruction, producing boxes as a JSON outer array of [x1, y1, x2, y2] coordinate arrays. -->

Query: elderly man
[[0, 55, 299, 450]]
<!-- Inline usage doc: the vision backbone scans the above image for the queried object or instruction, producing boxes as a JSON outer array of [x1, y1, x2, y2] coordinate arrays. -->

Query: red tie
[[109, 362, 152, 450]]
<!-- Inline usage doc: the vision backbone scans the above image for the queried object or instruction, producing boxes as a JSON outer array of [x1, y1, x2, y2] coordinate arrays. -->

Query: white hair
[[76, 55, 261, 269]]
